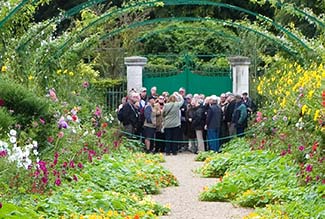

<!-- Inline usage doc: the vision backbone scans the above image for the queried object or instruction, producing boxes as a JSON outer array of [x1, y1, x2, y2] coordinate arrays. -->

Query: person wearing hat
[[143, 96, 159, 153], [232, 94, 248, 137]]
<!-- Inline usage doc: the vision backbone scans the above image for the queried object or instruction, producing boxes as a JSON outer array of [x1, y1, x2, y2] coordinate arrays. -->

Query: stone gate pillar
[[124, 56, 147, 93], [228, 56, 251, 95]]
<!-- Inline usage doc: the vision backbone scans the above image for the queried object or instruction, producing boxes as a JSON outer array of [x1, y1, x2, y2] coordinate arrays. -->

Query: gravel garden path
[[153, 152, 253, 219]]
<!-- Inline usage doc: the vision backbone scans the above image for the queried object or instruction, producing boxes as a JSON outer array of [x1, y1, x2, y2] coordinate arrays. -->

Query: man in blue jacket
[[205, 95, 222, 152]]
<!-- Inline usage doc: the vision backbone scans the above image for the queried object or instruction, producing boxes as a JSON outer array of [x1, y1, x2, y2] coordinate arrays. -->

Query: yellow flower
[[56, 69, 62, 74], [314, 110, 320, 121], [1, 66, 6, 72], [301, 105, 308, 115], [69, 71, 74, 76], [307, 90, 314, 99], [28, 75, 34, 80]]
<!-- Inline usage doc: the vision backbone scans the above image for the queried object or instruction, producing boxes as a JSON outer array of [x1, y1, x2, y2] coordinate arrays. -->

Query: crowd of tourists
[[117, 86, 256, 155]]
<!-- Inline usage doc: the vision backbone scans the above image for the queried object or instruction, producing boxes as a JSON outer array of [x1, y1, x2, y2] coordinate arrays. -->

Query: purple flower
[[306, 164, 313, 172], [73, 175, 78, 181], [0, 202, 2, 209], [298, 145, 305, 151], [58, 117, 68, 129]]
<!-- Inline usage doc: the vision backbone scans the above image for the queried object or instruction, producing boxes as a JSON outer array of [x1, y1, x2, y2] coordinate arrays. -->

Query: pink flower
[[47, 136, 54, 143], [55, 178, 61, 186], [41, 176, 48, 184], [305, 164, 313, 172], [49, 88, 58, 102], [57, 131, 64, 138], [82, 81, 89, 88], [62, 162, 68, 168], [69, 160, 75, 168], [77, 163, 83, 169], [39, 117, 46, 125], [73, 175, 78, 181], [298, 145, 305, 151], [305, 175, 312, 183], [0, 99, 5, 107]]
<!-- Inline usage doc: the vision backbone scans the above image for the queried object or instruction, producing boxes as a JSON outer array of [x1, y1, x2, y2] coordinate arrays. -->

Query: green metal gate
[[143, 54, 232, 96]]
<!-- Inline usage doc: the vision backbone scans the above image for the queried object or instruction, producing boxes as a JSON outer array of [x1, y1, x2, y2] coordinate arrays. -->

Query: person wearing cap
[[143, 96, 159, 153], [242, 92, 256, 117], [232, 94, 248, 137], [205, 95, 222, 152]]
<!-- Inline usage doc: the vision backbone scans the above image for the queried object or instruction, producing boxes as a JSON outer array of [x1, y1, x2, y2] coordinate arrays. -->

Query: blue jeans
[[207, 129, 220, 152]]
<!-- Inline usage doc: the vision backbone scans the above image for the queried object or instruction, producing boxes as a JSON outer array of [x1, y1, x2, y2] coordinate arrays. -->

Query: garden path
[[152, 151, 252, 219]]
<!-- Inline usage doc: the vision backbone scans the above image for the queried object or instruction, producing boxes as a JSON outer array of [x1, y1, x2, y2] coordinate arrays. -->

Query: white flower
[[9, 129, 17, 136], [10, 136, 17, 144], [67, 115, 72, 121], [305, 154, 310, 159], [33, 149, 38, 156], [32, 141, 38, 148], [83, 131, 89, 136]]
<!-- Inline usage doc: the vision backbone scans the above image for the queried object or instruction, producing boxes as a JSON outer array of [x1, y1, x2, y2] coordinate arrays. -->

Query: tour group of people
[[117, 86, 256, 155]]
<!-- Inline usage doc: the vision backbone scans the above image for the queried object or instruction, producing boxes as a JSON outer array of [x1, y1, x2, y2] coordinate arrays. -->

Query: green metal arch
[[270, 0, 324, 28], [136, 26, 241, 43], [54, 0, 311, 57], [5, 0, 323, 52], [97, 17, 298, 58]]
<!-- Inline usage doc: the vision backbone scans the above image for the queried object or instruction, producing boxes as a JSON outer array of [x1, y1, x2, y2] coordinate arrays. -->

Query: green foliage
[[0, 202, 38, 219], [35, 151, 176, 218], [197, 138, 324, 218], [0, 108, 16, 133], [0, 79, 51, 125]]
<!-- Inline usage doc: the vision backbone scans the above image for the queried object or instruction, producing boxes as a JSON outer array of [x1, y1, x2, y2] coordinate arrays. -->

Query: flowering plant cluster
[[251, 62, 324, 185], [197, 139, 324, 219]]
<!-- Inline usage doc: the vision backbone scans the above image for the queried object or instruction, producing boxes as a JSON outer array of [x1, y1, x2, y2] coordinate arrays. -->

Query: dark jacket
[[206, 104, 222, 130], [225, 100, 236, 123], [192, 106, 206, 130], [118, 102, 140, 128], [232, 102, 248, 128]]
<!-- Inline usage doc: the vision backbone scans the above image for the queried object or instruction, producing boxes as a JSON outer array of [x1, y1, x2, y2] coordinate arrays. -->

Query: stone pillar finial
[[124, 56, 148, 94], [228, 56, 251, 96]]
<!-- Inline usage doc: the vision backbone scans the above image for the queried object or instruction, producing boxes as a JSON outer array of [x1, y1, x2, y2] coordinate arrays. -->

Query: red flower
[[312, 142, 319, 151], [101, 122, 108, 128]]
